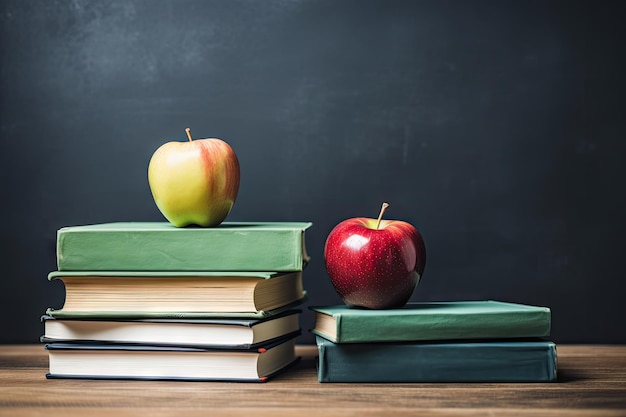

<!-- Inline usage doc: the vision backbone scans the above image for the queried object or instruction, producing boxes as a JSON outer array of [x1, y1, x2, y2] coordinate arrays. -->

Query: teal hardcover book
[[316, 336, 558, 383], [310, 300, 551, 343], [56, 222, 312, 272]]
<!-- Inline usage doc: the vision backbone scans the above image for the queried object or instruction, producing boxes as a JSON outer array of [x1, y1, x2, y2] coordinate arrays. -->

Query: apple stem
[[375, 202, 390, 230], [185, 128, 193, 142]]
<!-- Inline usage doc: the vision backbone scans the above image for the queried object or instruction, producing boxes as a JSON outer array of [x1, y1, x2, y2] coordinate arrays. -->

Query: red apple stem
[[185, 128, 193, 142], [375, 202, 390, 230]]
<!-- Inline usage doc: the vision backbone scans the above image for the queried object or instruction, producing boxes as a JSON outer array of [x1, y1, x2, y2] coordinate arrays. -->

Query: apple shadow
[[346, 303, 453, 311], [179, 223, 271, 229]]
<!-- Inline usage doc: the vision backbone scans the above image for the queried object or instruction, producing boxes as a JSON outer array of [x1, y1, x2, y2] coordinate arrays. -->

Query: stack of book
[[42, 221, 312, 382], [310, 300, 557, 382]]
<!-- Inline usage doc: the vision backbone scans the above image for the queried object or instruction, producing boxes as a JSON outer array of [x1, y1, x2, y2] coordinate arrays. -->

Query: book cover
[[40, 310, 302, 349], [47, 271, 305, 315], [310, 300, 551, 343], [56, 222, 312, 272], [45, 335, 299, 382], [315, 336, 558, 383]]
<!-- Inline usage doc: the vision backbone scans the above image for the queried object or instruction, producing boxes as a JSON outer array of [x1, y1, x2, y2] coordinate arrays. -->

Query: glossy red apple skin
[[324, 218, 426, 309]]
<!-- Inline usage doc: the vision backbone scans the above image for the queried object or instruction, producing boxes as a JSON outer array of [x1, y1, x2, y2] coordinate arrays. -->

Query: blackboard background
[[1, 0, 625, 344]]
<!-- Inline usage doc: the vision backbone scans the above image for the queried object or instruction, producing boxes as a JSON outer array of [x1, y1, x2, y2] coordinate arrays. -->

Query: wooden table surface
[[0, 344, 625, 416]]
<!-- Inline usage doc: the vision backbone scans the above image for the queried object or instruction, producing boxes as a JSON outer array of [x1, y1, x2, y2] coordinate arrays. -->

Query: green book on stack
[[310, 300, 551, 343], [316, 337, 557, 383], [56, 222, 312, 272]]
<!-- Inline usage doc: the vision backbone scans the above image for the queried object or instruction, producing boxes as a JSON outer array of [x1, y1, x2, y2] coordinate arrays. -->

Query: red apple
[[324, 203, 426, 309], [148, 128, 240, 227]]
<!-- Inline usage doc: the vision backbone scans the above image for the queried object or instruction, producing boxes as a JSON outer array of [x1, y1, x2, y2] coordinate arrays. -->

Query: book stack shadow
[[42, 222, 312, 382], [310, 300, 557, 383]]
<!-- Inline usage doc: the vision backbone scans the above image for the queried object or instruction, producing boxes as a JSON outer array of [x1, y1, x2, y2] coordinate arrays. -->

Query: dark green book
[[316, 336, 558, 383], [56, 222, 312, 272], [310, 300, 551, 343]]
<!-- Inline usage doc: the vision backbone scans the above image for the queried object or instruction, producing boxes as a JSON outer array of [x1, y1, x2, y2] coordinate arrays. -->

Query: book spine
[[337, 310, 551, 342], [316, 337, 557, 383], [57, 229, 305, 272]]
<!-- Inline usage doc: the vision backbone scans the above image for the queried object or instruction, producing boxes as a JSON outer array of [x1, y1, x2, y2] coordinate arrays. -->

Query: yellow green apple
[[148, 128, 240, 227]]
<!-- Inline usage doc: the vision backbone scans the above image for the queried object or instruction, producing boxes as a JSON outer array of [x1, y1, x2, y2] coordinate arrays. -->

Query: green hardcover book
[[310, 300, 551, 343], [315, 336, 558, 383], [56, 222, 312, 272], [46, 270, 306, 318]]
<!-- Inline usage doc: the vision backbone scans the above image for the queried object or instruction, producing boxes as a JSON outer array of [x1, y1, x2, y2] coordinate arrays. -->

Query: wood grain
[[1, 344, 625, 416]]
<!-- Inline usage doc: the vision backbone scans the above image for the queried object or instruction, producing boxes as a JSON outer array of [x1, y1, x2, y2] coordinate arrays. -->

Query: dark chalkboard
[[1, 0, 625, 343]]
